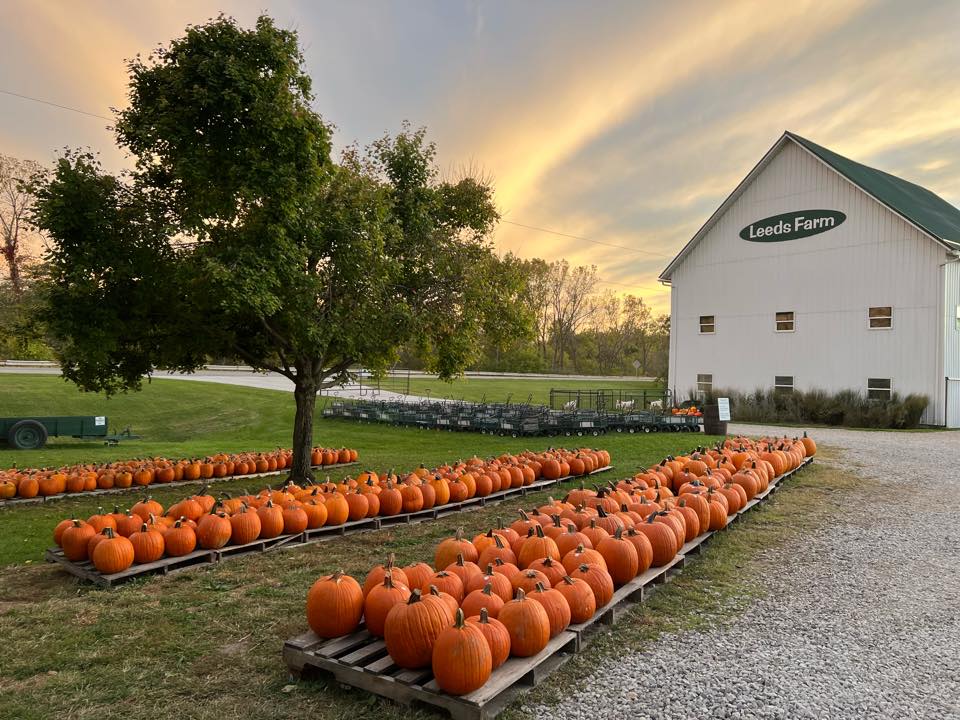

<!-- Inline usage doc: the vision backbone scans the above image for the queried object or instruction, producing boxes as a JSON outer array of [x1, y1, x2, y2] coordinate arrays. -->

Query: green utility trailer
[[0, 416, 139, 450]]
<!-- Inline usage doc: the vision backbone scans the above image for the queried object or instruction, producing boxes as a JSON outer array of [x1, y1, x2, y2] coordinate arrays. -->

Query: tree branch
[[317, 358, 353, 388], [260, 316, 293, 351], [231, 344, 297, 381]]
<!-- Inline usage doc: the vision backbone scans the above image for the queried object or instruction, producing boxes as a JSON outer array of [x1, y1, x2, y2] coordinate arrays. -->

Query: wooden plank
[[316, 630, 373, 659], [340, 640, 388, 666]]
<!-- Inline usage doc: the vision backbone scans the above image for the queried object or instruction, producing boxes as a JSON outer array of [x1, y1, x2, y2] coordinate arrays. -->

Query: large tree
[[29, 15, 525, 479]]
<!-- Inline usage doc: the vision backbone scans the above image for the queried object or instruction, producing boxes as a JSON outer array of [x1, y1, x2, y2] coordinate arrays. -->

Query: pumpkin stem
[[613, 526, 624, 540], [534, 581, 546, 593], [330, 570, 344, 581], [515, 588, 526, 600], [479, 607, 490, 623], [453, 607, 466, 628], [534, 524, 546, 538], [408, 588, 423, 604], [482, 582, 493, 596]]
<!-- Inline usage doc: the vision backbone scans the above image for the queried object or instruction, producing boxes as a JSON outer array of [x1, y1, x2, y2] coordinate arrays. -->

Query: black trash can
[[702, 403, 727, 436]]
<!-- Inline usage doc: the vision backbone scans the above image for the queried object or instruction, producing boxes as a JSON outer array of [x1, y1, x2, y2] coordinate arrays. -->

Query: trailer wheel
[[7, 419, 48, 450], [615, 427, 623, 433]]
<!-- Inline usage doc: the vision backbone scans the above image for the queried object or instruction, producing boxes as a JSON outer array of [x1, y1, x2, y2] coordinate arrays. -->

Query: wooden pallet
[[283, 628, 578, 720], [281, 456, 815, 719], [44, 466, 614, 587], [1, 461, 360, 508]]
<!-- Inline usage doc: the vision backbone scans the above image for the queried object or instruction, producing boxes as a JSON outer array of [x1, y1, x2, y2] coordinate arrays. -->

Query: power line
[[500, 219, 674, 259], [0, 89, 113, 122]]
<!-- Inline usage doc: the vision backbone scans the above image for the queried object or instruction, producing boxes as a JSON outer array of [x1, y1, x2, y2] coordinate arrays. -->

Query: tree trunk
[[290, 378, 318, 482], [2, 243, 22, 297]]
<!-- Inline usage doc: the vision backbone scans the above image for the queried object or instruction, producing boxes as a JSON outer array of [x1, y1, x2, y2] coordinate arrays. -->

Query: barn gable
[[661, 132, 960, 281]]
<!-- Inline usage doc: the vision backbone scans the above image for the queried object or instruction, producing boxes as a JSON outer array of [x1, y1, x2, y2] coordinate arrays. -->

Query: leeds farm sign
[[740, 210, 846, 242]]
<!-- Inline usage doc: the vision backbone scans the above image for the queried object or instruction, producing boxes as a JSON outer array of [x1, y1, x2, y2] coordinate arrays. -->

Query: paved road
[[531, 423, 960, 720], [0, 367, 427, 402]]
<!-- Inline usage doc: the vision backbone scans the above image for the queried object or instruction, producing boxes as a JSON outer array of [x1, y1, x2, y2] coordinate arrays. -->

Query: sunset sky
[[2, 0, 959, 313]]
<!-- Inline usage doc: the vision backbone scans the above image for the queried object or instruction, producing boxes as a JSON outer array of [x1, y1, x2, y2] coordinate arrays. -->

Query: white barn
[[660, 131, 960, 427]]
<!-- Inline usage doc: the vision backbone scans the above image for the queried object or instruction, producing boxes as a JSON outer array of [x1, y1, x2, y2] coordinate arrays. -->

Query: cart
[[0, 415, 140, 450]]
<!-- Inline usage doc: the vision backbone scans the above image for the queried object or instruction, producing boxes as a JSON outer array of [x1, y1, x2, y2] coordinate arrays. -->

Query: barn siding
[[668, 140, 949, 424], [944, 260, 960, 427]]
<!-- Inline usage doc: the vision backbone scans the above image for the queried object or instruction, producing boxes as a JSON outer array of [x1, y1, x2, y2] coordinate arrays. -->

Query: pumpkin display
[[289, 438, 811, 698], [306, 571, 364, 638], [431, 608, 492, 695], [0, 446, 358, 500]]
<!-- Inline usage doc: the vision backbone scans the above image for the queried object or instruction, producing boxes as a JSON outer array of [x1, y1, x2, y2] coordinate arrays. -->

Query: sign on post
[[717, 398, 730, 422]]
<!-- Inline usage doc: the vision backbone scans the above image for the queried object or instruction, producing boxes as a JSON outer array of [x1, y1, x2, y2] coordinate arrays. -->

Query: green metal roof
[[788, 131, 960, 249]]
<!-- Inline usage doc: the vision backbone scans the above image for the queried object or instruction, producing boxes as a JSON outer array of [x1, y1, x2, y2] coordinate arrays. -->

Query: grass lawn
[[391, 376, 661, 405], [0, 373, 834, 720]]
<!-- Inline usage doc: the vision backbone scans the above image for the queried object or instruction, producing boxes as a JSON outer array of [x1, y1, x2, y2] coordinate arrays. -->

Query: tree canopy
[[29, 14, 530, 478]]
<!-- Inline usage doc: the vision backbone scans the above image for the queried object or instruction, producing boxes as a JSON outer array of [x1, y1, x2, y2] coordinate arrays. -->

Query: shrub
[[699, 387, 930, 429]]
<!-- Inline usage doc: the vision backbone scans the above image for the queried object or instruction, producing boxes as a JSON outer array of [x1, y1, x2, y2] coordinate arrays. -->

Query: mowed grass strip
[[0, 451, 840, 720]]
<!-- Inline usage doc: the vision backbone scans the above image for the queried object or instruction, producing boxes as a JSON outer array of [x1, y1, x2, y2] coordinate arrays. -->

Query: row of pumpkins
[[0, 447, 358, 500], [50, 447, 612, 574], [304, 435, 816, 696]]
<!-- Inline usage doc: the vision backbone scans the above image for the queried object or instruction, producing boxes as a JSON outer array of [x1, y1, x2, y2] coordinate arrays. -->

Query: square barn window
[[699, 315, 715, 334], [696, 373, 712, 397], [868, 378, 892, 400], [775, 311, 795, 332], [869, 306, 892, 329], [774, 376, 794, 393]]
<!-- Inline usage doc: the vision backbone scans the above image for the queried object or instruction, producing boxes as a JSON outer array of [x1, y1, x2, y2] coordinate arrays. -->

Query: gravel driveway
[[528, 424, 960, 720]]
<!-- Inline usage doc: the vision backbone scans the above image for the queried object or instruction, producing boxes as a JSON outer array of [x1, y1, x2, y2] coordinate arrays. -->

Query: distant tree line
[[399, 257, 670, 378]]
